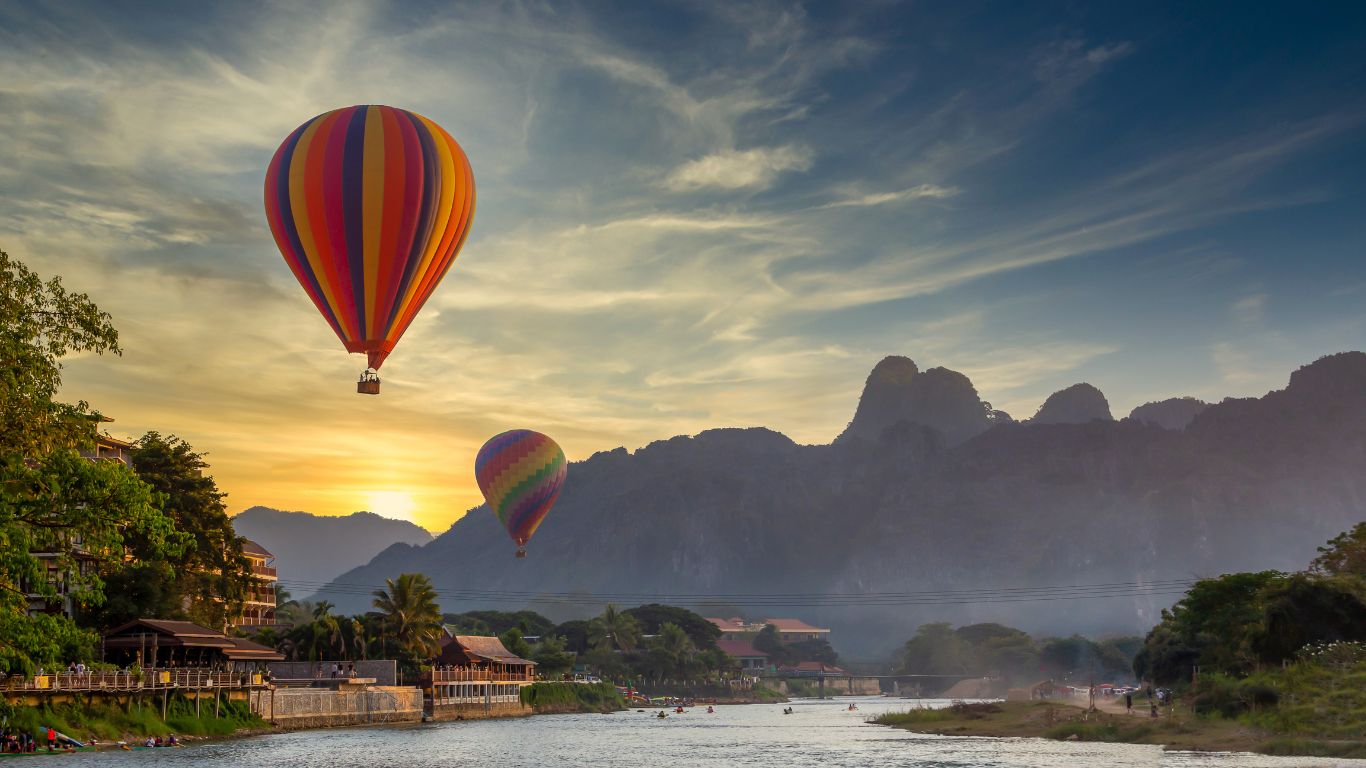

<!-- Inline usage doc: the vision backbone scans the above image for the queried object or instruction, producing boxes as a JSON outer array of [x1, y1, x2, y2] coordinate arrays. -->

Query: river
[[61, 696, 1363, 768]]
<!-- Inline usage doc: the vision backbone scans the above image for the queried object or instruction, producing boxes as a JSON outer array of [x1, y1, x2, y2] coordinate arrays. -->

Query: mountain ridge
[[313, 352, 1366, 656], [231, 507, 434, 588]]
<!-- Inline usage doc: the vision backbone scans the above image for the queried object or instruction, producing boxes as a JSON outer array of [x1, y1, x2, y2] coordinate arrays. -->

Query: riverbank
[[2, 696, 270, 747], [519, 682, 625, 714], [633, 683, 786, 705], [872, 700, 1366, 759]]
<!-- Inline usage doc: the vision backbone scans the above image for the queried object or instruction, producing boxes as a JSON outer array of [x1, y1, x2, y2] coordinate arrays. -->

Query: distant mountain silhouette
[[1129, 397, 1209, 430], [838, 357, 995, 445], [313, 353, 1366, 656], [1032, 382, 1113, 424], [231, 507, 433, 588]]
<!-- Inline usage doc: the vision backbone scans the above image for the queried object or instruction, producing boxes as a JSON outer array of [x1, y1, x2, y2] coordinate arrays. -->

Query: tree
[[788, 638, 839, 665], [1, 250, 182, 674], [443, 610, 553, 637], [500, 627, 533, 660], [587, 604, 640, 652], [372, 573, 443, 661], [753, 624, 795, 666], [79, 432, 245, 631], [899, 623, 969, 675], [624, 604, 722, 649], [1311, 522, 1366, 579], [1249, 573, 1366, 664], [554, 619, 592, 654], [289, 601, 342, 661], [1135, 571, 1284, 683], [531, 635, 576, 678]]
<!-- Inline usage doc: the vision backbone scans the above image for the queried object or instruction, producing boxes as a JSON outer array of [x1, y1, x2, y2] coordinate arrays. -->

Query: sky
[[3, 1, 1365, 532]]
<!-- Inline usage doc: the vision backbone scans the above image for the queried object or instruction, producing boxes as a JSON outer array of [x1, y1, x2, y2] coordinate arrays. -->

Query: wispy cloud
[[663, 145, 814, 191], [2, 2, 1360, 528]]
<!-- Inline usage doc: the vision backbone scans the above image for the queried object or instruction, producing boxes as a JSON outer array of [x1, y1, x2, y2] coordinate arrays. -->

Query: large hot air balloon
[[475, 430, 567, 558], [264, 105, 475, 394]]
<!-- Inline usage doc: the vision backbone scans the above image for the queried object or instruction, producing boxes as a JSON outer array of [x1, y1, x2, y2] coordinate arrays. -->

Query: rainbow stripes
[[264, 105, 475, 370], [475, 430, 567, 549]]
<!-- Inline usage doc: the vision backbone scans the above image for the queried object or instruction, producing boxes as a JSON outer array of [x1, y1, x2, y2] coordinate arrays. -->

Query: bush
[[519, 682, 624, 713]]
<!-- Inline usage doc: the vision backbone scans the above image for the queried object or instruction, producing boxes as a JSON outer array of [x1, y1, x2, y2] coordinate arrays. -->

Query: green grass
[[1256, 737, 1366, 759], [872, 702, 1002, 726], [1185, 658, 1366, 739], [519, 682, 625, 713], [749, 685, 787, 702], [2, 695, 265, 743]]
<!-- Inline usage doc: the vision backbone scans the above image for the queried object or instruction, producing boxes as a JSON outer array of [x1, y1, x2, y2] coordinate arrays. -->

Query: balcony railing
[[250, 565, 277, 579], [427, 667, 535, 684], [5, 669, 267, 693]]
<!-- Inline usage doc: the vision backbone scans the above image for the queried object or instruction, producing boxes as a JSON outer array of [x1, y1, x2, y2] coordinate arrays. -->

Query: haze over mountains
[[231, 507, 433, 587], [308, 352, 1366, 656]]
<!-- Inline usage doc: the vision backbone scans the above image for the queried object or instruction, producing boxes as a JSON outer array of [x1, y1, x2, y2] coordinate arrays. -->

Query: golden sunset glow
[[363, 491, 419, 525]]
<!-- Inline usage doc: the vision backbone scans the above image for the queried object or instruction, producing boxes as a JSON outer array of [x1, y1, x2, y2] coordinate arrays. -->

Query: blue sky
[[2, 1, 1364, 528]]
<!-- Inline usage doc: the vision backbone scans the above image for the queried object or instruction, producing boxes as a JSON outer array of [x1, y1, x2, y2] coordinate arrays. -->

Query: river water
[[62, 696, 1362, 768]]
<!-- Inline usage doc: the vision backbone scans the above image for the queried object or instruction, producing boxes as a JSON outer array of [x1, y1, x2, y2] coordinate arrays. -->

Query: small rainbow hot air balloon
[[264, 105, 475, 394], [475, 430, 567, 558]]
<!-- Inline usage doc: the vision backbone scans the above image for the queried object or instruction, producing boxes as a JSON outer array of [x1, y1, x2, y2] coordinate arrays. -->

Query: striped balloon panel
[[264, 104, 475, 370], [475, 430, 568, 547]]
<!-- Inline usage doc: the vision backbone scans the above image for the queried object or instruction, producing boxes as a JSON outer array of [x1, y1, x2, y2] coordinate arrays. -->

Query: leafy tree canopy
[[373, 573, 444, 664], [0, 251, 180, 674], [443, 610, 554, 638], [1312, 522, 1366, 579], [624, 604, 722, 649]]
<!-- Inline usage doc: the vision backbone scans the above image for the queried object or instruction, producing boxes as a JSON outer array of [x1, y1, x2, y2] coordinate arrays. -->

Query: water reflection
[[62, 696, 1362, 768]]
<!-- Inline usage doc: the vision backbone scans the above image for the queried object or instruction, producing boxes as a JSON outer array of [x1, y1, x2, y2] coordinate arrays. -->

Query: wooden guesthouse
[[102, 619, 283, 670], [435, 635, 536, 678]]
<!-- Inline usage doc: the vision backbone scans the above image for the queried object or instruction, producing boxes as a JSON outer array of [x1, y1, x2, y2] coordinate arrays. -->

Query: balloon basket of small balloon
[[515, 547, 527, 558]]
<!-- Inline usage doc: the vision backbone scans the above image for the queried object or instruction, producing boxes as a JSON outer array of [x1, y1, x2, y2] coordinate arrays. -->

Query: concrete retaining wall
[[428, 701, 533, 721], [257, 686, 422, 729]]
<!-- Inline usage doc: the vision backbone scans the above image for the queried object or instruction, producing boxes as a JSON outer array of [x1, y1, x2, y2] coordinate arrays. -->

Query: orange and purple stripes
[[265, 105, 475, 370]]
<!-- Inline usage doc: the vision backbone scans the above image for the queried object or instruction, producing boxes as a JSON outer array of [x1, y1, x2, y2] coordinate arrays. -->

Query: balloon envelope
[[264, 104, 475, 370], [475, 430, 567, 552]]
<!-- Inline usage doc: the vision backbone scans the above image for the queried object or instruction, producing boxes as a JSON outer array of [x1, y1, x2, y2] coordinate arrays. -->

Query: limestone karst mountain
[[1129, 397, 1210, 430], [231, 507, 433, 587], [310, 353, 1366, 656], [838, 356, 995, 445], [1031, 382, 1114, 424]]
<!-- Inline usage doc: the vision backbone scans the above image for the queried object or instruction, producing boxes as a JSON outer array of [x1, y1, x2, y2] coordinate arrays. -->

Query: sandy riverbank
[[872, 700, 1366, 760]]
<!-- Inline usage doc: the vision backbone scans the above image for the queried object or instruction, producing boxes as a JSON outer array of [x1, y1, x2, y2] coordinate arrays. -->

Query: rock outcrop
[[1129, 397, 1209, 430], [1031, 383, 1113, 424], [838, 356, 994, 445]]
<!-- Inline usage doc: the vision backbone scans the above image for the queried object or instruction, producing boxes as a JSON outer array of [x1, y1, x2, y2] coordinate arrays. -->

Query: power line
[[273, 577, 1193, 608]]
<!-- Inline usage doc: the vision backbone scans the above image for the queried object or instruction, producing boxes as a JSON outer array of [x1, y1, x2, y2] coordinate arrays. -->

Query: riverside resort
[[2, 2, 1365, 766]]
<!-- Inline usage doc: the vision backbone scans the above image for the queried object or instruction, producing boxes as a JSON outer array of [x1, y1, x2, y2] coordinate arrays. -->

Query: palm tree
[[372, 573, 444, 660], [654, 622, 696, 678], [588, 604, 641, 652]]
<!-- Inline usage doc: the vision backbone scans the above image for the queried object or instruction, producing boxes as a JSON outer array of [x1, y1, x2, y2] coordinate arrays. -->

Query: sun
[[365, 490, 418, 524]]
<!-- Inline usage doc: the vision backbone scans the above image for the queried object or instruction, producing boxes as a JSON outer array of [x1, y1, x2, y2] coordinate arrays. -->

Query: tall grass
[[519, 682, 625, 713], [2, 695, 265, 743]]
